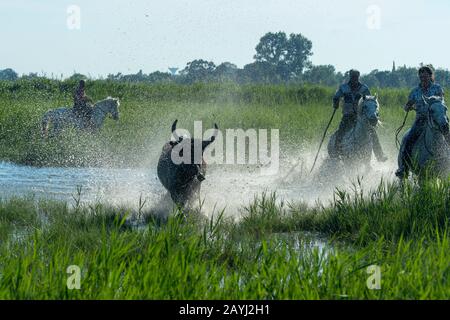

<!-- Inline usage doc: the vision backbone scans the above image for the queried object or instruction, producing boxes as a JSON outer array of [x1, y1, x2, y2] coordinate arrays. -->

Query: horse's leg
[[364, 162, 372, 176]]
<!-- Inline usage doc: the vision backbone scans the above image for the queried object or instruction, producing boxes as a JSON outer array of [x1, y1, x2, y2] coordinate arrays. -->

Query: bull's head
[[170, 119, 219, 152]]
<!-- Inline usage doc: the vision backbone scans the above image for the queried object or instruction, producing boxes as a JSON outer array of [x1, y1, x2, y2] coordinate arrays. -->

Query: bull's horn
[[171, 119, 180, 142], [202, 123, 219, 150]]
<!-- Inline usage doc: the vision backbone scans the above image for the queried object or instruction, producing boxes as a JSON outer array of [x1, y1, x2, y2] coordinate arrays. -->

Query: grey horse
[[326, 95, 382, 172], [398, 96, 450, 179], [41, 97, 120, 137], [157, 120, 219, 208]]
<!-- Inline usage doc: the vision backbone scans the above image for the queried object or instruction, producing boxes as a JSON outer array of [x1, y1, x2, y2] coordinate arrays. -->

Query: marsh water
[[0, 159, 395, 256], [0, 156, 397, 216], [0, 161, 163, 207]]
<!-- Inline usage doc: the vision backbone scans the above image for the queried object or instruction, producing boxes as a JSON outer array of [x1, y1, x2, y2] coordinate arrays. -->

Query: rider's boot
[[334, 113, 356, 159], [395, 141, 410, 179], [396, 117, 426, 178], [395, 166, 407, 179], [445, 131, 450, 145]]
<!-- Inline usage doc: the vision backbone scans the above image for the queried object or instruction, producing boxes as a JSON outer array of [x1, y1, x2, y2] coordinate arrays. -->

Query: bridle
[[359, 98, 379, 125]]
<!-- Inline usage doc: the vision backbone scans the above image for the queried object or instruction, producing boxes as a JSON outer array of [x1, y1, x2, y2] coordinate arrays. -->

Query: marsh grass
[[0, 80, 448, 299], [0, 80, 414, 167], [0, 178, 448, 299]]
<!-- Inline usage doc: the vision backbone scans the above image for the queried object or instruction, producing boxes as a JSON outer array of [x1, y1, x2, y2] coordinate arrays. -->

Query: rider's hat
[[349, 69, 360, 77], [418, 65, 434, 76]]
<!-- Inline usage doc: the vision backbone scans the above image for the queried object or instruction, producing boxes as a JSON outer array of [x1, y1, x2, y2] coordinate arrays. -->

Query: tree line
[[2, 31, 450, 88]]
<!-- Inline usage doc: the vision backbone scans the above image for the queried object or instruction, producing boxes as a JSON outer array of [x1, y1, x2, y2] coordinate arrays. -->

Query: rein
[[395, 111, 409, 149]]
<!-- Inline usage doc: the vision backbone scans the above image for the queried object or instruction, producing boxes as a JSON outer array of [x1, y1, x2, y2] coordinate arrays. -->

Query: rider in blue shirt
[[395, 66, 446, 178], [333, 69, 387, 161]]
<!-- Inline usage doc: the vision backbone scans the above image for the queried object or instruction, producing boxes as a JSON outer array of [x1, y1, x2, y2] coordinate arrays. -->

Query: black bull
[[157, 120, 219, 207]]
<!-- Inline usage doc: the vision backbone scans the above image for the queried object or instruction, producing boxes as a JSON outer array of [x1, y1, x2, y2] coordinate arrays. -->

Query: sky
[[0, 0, 449, 78]]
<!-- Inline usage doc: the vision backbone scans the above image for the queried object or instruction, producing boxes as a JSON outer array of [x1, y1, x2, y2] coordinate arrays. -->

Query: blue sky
[[0, 0, 448, 77]]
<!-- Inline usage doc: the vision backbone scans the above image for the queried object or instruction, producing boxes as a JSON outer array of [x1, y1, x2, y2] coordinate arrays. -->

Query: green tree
[[214, 62, 238, 82], [254, 32, 312, 81], [180, 59, 216, 83], [238, 61, 280, 83], [303, 65, 342, 86], [68, 73, 88, 81], [0, 68, 18, 81]]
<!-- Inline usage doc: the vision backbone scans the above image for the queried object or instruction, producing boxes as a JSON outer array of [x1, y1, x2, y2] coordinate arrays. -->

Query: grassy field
[[0, 79, 413, 167], [0, 80, 448, 299], [0, 178, 448, 299]]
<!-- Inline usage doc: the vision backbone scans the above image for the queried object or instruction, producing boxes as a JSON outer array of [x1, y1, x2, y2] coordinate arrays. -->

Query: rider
[[73, 79, 93, 126], [395, 65, 446, 178], [332, 69, 387, 161]]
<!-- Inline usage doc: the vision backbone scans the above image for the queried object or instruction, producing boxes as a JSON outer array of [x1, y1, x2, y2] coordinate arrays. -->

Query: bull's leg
[[170, 191, 187, 210]]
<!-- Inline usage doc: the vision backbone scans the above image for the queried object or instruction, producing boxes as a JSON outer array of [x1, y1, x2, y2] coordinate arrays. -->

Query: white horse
[[398, 96, 450, 179], [328, 95, 381, 169], [316, 95, 381, 182], [41, 97, 120, 137]]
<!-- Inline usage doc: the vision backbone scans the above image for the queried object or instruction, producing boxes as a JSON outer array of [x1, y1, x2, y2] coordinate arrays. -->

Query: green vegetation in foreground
[[0, 178, 448, 299], [0, 79, 417, 167]]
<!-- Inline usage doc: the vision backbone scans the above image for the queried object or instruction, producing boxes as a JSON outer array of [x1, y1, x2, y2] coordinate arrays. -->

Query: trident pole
[[310, 107, 338, 173]]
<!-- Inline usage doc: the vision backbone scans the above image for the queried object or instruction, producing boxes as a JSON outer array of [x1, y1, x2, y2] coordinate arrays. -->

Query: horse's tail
[[41, 112, 50, 138]]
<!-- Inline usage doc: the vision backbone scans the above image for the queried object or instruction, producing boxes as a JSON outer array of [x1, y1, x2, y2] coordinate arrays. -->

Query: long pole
[[395, 111, 409, 149], [310, 108, 338, 173]]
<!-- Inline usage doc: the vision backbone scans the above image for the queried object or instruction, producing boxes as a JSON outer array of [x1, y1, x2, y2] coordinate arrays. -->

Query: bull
[[157, 120, 219, 208]]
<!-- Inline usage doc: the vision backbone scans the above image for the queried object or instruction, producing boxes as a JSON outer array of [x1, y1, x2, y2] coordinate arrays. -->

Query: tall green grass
[[0, 80, 415, 167], [1, 80, 448, 299], [0, 178, 448, 299]]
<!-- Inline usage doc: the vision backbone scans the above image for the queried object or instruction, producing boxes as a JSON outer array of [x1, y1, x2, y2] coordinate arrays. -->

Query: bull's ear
[[171, 119, 181, 142], [211, 123, 219, 142], [363, 95, 366, 100], [201, 123, 219, 151]]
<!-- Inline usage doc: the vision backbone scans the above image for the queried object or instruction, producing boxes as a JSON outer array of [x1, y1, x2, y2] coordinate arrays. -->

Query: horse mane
[[95, 97, 119, 105], [357, 95, 378, 112], [426, 95, 444, 105]]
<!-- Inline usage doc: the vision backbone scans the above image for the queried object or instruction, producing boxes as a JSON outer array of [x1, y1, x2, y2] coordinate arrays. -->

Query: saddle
[[73, 103, 93, 128]]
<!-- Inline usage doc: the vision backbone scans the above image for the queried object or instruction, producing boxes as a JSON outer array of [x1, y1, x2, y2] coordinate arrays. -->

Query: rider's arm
[[333, 86, 343, 109], [437, 84, 444, 98], [404, 89, 416, 111], [362, 85, 371, 97]]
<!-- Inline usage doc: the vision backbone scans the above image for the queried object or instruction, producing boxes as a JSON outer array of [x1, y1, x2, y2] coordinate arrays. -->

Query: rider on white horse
[[396, 66, 450, 178], [73, 79, 93, 127], [332, 69, 387, 161]]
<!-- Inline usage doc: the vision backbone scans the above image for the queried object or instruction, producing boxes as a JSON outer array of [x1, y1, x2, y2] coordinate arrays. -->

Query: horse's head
[[424, 95, 449, 135], [108, 97, 120, 120], [359, 94, 380, 127], [96, 97, 120, 120]]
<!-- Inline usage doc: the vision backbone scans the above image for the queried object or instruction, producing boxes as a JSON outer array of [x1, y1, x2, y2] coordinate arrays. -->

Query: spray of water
[[1, 134, 400, 219]]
